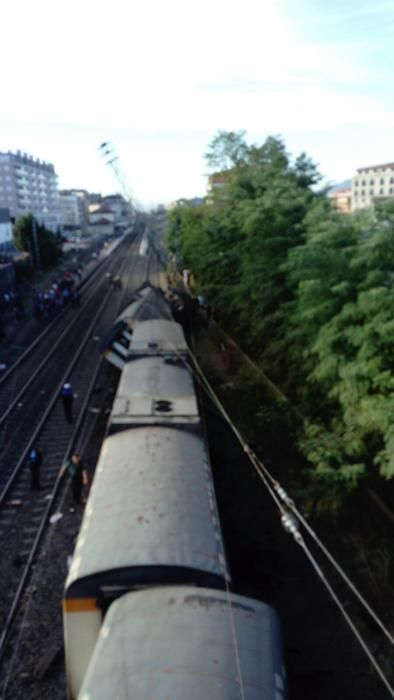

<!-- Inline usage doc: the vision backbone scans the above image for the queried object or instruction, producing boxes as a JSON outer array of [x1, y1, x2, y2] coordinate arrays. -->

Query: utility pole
[[174, 216, 182, 272], [31, 217, 42, 272]]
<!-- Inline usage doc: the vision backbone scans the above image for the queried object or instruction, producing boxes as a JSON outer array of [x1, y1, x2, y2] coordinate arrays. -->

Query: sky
[[1, 0, 393, 207]]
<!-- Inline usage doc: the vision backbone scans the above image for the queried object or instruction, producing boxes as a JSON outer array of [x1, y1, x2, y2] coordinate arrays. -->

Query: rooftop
[[328, 180, 351, 194], [357, 162, 394, 173], [0, 150, 55, 173]]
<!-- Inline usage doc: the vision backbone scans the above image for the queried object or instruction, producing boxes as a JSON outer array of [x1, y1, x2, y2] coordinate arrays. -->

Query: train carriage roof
[[129, 318, 188, 353], [102, 285, 188, 365], [111, 356, 199, 427], [116, 284, 173, 325], [65, 427, 229, 596], [78, 586, 286, 700]]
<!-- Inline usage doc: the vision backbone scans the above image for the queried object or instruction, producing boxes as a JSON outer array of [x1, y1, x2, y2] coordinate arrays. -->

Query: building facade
[[102, 194, 132, 225], [67, 190, 92, 235], [0, 151, 60, 231], [352, 162, 394, 211], [328, 181, 352, 214], [0, 208, 13, 249], [87, 205, 115, 236], [58, 191, 81, 231]]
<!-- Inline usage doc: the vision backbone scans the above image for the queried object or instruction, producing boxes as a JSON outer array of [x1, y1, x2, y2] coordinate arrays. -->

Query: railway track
[[0, 237, 132, 498], [0, 234, 160, 662], [0, 237, 116, 373], [0, 236, 125, 410]]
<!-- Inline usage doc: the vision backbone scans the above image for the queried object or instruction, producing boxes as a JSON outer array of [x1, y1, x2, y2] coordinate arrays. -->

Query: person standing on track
[[61, 382, 74, 423], [60, 452, 88, 505], [29, 447, 43, 490]]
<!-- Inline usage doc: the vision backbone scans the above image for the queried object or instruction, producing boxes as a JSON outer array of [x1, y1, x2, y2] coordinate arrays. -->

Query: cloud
[[1, 0, 394, 204]]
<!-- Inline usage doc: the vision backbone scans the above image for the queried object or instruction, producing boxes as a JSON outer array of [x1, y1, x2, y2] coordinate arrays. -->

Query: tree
[[205, 130, 248, 171], [287, 201, 394, 489], [169, 133, 321, 366], [167, 130, 394, 497], [13, 214, 62, 269]]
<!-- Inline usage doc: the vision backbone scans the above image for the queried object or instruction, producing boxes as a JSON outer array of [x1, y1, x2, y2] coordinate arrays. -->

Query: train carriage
[[64, 425, 231, 697], [110, 355, 200, 430], [63, 284, 286, 699], [64, 288, 230, 697], [78, 586, 287, 700]]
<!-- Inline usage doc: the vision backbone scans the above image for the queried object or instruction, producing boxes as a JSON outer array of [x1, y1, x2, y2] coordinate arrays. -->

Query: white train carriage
[[64, 286, 286, 698], [110, 354, 199, 431], [101, 284, 184, 370], [116, 284, 173, 325], [63, 425, 230, 697], [104, 316, 188, 370], [77, 586, 287, 700]]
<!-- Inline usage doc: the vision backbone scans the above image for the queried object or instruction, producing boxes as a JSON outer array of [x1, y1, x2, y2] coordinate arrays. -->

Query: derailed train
[[63, 284, 287, 699]]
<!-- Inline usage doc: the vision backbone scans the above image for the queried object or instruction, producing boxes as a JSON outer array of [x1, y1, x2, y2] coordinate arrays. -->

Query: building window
[[380, 189, 384, 195], [362, 180, 366, 186], [390, 188, 393, 194], [361, 190, 365, 196], [390, 178, 394, 184], [380, 178, 385, 184], [370, 179, 375, 185], [354, 180, 358, 187], [370, 189, 374, 195]]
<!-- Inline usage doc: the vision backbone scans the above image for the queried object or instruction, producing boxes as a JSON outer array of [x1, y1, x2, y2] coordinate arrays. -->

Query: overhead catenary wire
[[178, 340, 394, 698], [189, 330, 247, 700], [223, 572, 247, 700], [283, 493, 394, 647], [185, 342, 394, 643], [180, 340, 286, 511], [296, 534, 394, 699]]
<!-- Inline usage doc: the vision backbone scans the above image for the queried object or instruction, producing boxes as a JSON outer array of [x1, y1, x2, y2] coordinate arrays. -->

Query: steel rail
[[0, 235, 138, 425], [0, 243, 142, 660], [0, 240, 138, 508], [0, 281, 112, 507], [0, 349, 107, 661], [0, 243, 163, 672], [0, 234, 128, 389]]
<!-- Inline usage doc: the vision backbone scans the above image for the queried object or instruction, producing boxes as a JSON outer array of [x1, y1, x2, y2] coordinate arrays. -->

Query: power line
[[179, 342, 394, 697]]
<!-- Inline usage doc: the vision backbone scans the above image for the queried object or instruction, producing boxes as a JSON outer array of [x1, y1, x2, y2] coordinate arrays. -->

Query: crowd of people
[[33, 268, 82, 319], [0, 265, 84, 340]]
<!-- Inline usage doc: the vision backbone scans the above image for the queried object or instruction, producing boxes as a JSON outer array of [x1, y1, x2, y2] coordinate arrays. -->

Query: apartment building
[[352, 162, 394, 211], [0, 150, 60, 231], [0, 209, 13, 249], [58, 190, 82, 231]]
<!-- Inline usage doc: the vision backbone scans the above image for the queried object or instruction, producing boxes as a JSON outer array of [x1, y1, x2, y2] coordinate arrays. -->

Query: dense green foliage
[[167, 132, 394, 497], [13, 214, 62, 269]]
